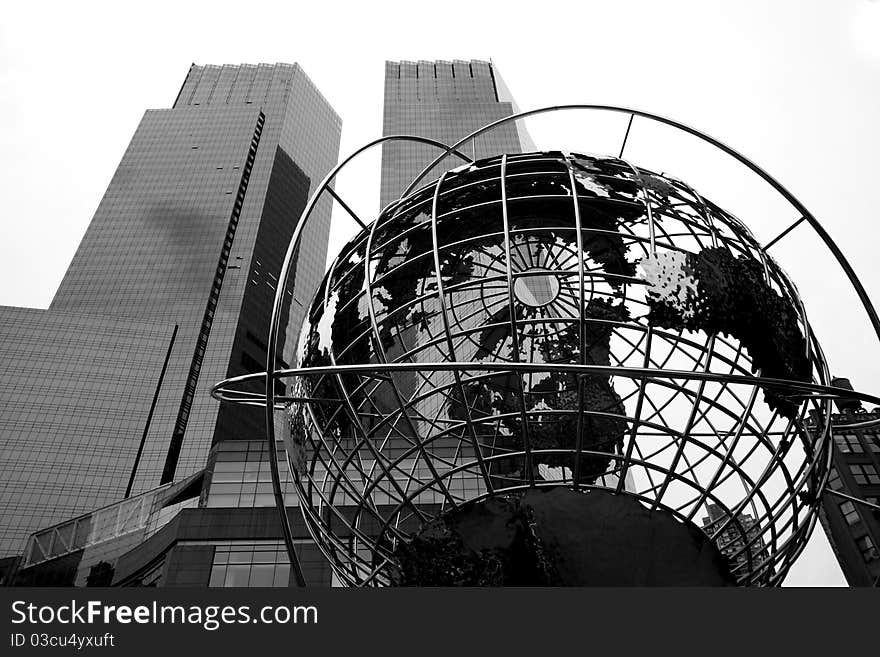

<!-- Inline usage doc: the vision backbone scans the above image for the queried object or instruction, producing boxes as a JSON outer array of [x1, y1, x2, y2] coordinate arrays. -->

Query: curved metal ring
[[214, 361, 880, 417]]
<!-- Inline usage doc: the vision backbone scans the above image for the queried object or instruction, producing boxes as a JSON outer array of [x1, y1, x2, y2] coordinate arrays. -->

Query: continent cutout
[[641, 247, 810, 418]]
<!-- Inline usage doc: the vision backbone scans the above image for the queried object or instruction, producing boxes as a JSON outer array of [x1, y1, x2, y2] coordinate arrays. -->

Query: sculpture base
[[392, 487, 736, 586]]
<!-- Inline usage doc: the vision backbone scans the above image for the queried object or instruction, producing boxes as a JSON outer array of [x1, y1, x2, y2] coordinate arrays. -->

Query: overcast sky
[[2, 0, 880, 586]]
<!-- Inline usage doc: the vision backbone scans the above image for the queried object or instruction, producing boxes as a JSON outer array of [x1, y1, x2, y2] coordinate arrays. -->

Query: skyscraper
[[2, 63, 341, 586], [50, 63, 341, 493]]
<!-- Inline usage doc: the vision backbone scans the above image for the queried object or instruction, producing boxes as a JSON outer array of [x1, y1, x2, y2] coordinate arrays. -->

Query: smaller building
[[701, 504, 769, 581], [813, 385, 880, 586]]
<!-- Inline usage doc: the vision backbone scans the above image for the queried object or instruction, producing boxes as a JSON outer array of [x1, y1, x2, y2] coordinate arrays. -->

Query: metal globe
[[283, 150, 831, 586]]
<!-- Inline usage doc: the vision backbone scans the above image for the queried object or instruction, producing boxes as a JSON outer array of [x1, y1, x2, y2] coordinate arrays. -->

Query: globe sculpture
[[213, 107, 880, 587], [282, 149, 827, 587]]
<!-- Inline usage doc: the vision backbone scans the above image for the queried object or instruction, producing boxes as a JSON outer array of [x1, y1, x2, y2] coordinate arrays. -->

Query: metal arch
[[499, 154, 536, 486], [428, 170, 495, 492], [564, 155, 589, 486], [262, 135, 474, 584], [399, 104, 880, 350]]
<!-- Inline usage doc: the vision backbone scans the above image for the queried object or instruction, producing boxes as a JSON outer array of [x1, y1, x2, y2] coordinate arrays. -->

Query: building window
[[864, 432, 880, 453], [855, 535, 879, 563], [839, 500, 860, 526], [849, 464, 880, 486], [834, 434, 864, 453], [827, 467, 843, 491], [206, 441, 299, 508], [208, 541, 290, 587]]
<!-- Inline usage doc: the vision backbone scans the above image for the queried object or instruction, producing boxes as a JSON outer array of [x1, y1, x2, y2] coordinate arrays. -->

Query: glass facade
[[50, 64, 341, 493], [105, 507, 334, 587], [203, 440, 298, 509], [206, 540, 293, 587], [205, 539, 342, 587], [0, 306, 177, 557]]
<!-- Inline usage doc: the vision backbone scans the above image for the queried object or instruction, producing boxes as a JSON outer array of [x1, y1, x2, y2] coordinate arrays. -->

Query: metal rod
[[619, 113, 634, 159], [326, 186, 367, 229], [565, 156, 588, 486], [216, 362, 880, 409], [500, 154, 536, 486], [764, 215, 807, 250], [824, 487, 880, 511]]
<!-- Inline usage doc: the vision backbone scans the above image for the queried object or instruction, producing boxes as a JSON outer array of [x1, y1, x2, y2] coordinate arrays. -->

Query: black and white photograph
[[0, 0, 878, 652]]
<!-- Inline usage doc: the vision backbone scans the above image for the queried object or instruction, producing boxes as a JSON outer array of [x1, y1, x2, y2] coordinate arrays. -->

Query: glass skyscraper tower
[[51, 63, 341, 493], [1, 63, 340, 585], [380, 59, 530, 208]]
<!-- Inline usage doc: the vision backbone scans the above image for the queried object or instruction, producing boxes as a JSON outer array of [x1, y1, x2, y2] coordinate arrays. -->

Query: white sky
[[2, 0, 880, 586]]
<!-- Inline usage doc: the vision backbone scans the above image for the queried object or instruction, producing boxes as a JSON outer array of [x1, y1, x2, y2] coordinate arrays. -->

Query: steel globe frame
[[212, 105, 880, 587]]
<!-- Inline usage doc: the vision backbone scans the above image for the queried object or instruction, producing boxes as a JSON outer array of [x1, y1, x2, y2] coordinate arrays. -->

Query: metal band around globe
[[214, 361, 880, 413], [211, 361, 880, 429]]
